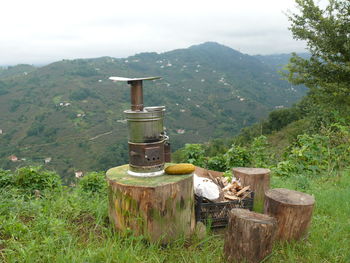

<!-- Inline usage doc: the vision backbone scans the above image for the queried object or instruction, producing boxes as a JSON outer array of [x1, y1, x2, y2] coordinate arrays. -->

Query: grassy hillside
[[0, 167, 349, 262], [0, 42, 305, 181]]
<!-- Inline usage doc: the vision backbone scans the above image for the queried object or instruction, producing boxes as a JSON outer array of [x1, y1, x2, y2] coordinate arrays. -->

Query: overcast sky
[[0, 0, 315, 65]]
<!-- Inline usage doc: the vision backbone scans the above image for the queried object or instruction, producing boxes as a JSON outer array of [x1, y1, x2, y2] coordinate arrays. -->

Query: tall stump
[[106, 164, 195, 243], [264, 188, 315, 241], [232, 167, 270, 212], [224, 208, 277, 263]]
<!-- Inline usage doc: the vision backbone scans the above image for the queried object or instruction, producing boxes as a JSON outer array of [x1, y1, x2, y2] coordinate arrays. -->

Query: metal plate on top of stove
[[109, 76, 161, 82]]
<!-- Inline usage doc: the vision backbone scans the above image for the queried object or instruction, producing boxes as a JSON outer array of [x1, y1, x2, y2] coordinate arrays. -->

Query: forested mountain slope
[[0, 42, 305, 181]]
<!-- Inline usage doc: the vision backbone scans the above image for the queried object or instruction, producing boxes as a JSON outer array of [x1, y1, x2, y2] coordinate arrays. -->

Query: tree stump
[[106, 164, 195, 244], [264, 188, 315, 241], [232, 167, 270, 212], [224, 208, 277, 263]]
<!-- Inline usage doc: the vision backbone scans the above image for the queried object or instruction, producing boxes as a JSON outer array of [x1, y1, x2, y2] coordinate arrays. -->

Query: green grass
[[1, 172, 350, 262]]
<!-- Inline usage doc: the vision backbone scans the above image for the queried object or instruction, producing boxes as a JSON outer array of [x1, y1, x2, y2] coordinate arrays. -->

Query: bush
[[179, 139, 271, 172], [182, 144, 206, 167], [225, 144, 251, 168], [78, 172, 107, 194], [249, 136, 270, 168], [0, 169, 13, 187], [206, 155, 227, 172], [273, 123, 350, 177], [14, 166, 62, 193]]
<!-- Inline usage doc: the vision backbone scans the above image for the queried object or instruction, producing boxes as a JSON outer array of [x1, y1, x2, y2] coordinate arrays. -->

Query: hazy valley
[[0, 42, 306, 181]]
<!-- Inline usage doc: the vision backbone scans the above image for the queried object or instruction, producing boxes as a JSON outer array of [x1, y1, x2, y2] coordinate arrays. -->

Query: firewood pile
[[194, 167, 254, 228], [207, 173, 251, 202]]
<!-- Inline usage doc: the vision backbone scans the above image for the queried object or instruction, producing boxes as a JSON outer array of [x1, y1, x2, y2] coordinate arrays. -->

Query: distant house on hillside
[[8, 155, 18, 162], [0, 129, 3, 135], [275, 105, 285, 109], [44, 157, 52, 164], [75, 171, 84, 178], [176, 129, 185, 134]]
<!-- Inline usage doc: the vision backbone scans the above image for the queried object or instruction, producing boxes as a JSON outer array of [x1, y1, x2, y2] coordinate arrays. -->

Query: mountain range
[[0, 42, 306, 181]]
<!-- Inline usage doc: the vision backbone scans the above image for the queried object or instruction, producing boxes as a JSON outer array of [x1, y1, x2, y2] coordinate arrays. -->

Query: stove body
[[109, 77, 170, 177]]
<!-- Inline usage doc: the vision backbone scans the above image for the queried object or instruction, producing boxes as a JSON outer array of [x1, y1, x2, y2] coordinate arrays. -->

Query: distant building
[[180, 109, 186, 113], [176, 129, 185, 134], [75, 171, 84, 178], [8, 155, 18, 162], [44, 157, 52, 164], [275, 105, 285, 109], [0, 129, 3, 134]]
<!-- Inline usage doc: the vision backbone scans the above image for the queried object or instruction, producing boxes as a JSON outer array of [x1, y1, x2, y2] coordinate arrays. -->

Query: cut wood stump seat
[[232, 167, 270, 212], [106, 164, 195, 244], [264, 188, 315, 241], [224, 208, 277, 263]]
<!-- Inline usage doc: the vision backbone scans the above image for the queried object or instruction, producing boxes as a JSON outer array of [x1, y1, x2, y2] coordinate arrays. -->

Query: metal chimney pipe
[[128, 80, 143, 111]]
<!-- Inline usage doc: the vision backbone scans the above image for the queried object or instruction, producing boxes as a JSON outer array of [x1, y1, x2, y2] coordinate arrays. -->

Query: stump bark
[[224, 208, 277, 263], [106, 164, 195, 243], [232, 167, 270, 212], [264, 188, 315, 241]]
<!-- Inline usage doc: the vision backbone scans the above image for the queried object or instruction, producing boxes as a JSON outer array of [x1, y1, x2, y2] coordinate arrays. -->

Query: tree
[[286, 0, 350, 106]]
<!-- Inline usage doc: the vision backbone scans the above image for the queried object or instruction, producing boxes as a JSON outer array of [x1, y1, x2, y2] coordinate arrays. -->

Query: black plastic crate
[[195, 191, 254, 228]]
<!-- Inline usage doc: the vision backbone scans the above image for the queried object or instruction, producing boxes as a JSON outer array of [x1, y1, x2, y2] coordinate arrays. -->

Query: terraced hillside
[[0, 42, 305, 181]]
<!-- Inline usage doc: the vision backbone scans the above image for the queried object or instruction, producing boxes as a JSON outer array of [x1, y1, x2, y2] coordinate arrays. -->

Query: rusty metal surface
[[128, 141, 165, 171], [164, 141, 171, 162]]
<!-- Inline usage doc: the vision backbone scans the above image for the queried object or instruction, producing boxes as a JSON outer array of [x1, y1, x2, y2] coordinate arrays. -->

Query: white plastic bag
[[193, 174, 220, 201]]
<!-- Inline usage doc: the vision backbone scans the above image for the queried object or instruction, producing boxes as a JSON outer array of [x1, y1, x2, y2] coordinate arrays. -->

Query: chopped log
[[223, 183, 234, 191], [224, 208, 277, 263], [106, 164, 195, 244], [224, 194, 239, 200], [264, 188, 315, 241], [236, 185, 250, 196], [232, 167, 270, 212]]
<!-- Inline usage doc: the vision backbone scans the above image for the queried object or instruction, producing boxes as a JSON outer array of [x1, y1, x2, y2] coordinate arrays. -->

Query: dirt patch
[[19, 215, 35, 224], [71, 212, 96, 226], [70, 212, 106, 243]]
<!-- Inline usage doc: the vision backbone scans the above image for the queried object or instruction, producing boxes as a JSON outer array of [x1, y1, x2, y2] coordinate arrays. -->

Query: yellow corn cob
[[165, 163, 195, 175]]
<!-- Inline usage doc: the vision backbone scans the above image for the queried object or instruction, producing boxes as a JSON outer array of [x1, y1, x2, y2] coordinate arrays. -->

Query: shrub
[[249, 135, 270, 168], [206, 155, 227, 172], [182, 144, 206, 167], [225, 144, 251, 168], [273, 123, 350, 177], [78, 172, 107, 194], [0, 169, 14, 188], [14, 166, 62, 193]]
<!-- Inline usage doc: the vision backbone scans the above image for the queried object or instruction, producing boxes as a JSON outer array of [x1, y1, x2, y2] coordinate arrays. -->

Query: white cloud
[[0, 0, 325, 65]]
